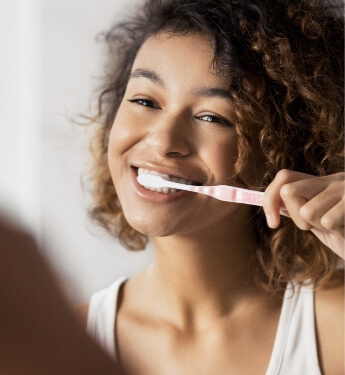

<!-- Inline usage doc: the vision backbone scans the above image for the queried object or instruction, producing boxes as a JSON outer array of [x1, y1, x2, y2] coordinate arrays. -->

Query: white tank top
[[87, 277, 321, 375]]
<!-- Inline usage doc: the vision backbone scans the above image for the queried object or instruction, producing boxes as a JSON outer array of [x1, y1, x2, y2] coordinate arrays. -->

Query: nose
[[144, 112, 192, 158]]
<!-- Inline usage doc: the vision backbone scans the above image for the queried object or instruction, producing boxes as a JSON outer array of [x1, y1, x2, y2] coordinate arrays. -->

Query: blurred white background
[[0, 0, 153, 304]]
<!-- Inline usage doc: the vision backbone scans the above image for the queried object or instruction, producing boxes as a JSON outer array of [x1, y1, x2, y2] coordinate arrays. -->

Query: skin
[[104, 32, 344, 374]]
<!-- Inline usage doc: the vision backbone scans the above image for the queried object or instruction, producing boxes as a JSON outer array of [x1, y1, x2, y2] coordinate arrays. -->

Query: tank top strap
[[266, 281, 321, 375], [87, 276, 127, 360]]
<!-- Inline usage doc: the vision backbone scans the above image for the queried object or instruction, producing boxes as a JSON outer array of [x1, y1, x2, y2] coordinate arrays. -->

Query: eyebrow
[[129, 68, 232, 101], [129, 68, 164, 86], [194, 87, 232, 101]]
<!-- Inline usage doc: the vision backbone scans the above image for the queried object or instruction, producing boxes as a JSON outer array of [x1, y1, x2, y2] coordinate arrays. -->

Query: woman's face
[[108, 32, 255, 237]]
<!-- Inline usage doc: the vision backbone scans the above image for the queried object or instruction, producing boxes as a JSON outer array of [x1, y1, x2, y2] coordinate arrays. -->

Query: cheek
[[108, 105, 143, 161], [107, 110, 139, 191]]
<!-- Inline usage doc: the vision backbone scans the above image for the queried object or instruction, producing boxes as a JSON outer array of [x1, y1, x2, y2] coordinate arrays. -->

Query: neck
[[144, 211, 262, 328]]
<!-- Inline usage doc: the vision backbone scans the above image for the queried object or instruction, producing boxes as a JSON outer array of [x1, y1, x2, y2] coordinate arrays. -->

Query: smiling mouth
[[137, 168, 201, 194]]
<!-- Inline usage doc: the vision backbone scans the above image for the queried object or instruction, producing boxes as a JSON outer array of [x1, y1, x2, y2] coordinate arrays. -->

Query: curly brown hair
[[87, 0, 344, 292]]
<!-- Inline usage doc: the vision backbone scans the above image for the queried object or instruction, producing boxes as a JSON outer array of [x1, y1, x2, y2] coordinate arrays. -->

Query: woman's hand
[[263, 170, 345, 259]]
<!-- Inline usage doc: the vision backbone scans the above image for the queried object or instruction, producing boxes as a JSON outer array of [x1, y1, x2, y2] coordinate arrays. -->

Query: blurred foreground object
[[0, 217, 125, 375]]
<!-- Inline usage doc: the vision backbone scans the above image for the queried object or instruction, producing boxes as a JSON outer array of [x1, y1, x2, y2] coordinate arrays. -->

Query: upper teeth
[[138, 168, 194, 193]]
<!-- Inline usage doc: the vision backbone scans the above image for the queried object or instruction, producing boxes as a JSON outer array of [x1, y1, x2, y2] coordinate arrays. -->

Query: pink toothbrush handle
[[188, 185, 286, 209], [189, 185, 263, 206]]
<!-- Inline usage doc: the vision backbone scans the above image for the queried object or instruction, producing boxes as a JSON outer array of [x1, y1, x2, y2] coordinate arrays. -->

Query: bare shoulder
[[315, 271, 344, 375], [73, 302, 90, 329]]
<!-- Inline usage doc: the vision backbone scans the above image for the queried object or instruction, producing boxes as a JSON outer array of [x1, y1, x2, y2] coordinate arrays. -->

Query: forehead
[[131, 32, 229, 88]]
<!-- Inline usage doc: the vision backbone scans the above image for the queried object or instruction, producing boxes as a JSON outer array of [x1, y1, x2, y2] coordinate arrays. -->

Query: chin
[[123, 209, 178, 237]]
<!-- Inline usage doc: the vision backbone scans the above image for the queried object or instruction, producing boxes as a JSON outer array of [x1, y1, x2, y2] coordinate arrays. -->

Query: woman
[[81, 1, 344, 374]]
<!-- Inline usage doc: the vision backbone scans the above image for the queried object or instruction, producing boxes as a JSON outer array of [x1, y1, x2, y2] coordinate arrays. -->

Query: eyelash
[[128, 98, 233, 127], [196, 114, 233, 127], [128, 98, 159, 109]]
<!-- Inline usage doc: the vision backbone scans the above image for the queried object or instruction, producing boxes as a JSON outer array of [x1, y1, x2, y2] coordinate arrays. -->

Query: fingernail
[[266, 214, 275, 228]]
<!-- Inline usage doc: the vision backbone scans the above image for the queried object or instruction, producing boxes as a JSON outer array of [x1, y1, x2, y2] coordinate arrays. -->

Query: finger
[[280, 184, 313, 231], [280, 209, 291, 219], [280, 173, 342, 202], [319, 201, 345, 237], [298, 189, 343, 232], [264, 169, 312, 228]]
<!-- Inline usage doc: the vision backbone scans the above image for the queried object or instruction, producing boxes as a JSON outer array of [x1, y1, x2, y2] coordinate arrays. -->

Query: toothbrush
[[138, 173, 273, 207]]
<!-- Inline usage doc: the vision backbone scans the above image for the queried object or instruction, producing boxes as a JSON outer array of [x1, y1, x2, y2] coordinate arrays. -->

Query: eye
[[128, 98, 160, 109], [197, 114, 233, 127]]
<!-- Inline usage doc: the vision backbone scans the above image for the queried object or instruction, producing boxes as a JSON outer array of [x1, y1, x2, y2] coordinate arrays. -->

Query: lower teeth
[[145, 186, 178, 194]]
